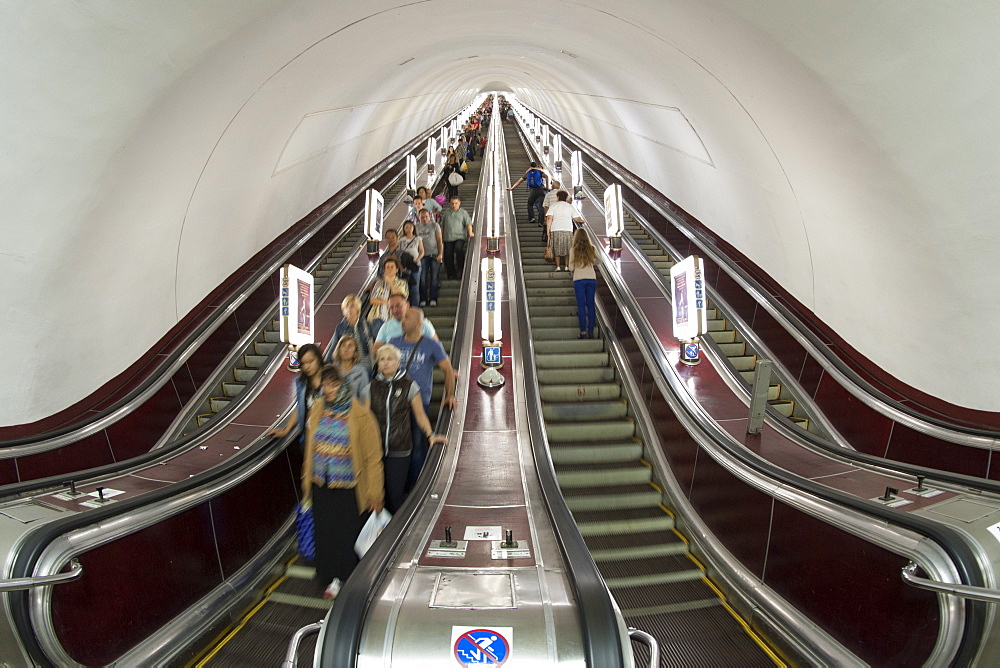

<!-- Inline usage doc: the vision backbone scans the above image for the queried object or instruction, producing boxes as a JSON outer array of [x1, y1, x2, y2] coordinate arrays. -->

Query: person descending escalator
[[302, 365, 384, 600], [359, 344, 445, 513]]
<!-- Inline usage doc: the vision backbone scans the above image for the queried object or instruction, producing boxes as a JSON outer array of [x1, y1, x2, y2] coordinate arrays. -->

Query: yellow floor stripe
[[702, 577, 788, 667], [189, 557, 298, 668], [650, 502, 785, 666]]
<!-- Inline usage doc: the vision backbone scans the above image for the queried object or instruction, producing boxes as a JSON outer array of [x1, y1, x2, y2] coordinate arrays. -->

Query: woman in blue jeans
[[569, 229, 598, 339]]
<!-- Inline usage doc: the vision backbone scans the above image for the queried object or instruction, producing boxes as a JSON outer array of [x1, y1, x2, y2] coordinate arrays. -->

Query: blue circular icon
[[454, 628, 510, 666]]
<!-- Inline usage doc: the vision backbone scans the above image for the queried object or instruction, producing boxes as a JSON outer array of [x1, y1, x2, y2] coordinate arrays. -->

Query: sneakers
[[419, 301, 427, 307], [579, 332, 589, 339], [324, 578, 342, 600], [430, 299, 438, 306]]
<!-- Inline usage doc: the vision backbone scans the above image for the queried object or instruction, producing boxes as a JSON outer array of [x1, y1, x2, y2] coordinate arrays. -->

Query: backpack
[[526, 169, 544, 188]]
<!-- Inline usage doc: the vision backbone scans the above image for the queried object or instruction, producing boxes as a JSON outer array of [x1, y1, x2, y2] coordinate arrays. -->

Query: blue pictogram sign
[[684, 342, 700, 359], [484, 346, 501, 366], [486, 281, 495, 291], [486, 291, 496, 302], [454, 629, 510, 666], [487, 302, 495, 311]]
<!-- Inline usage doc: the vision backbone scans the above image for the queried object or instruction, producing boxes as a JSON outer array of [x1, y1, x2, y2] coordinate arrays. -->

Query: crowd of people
[[270, 94, 602, 599], [268, 97, 493, 601]]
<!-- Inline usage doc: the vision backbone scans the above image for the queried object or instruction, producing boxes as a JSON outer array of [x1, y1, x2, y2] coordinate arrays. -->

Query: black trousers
[[384, 455, 411, 514], [311, 484, 366, 583], [443, 239, 467, 279]]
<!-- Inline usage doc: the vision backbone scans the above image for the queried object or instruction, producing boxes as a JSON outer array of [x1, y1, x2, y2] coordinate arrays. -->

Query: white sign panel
[[364, 188, 385, 242], [603, 184, 624, 237], [481, 257, 502, 342], [406, 155, 417, 193], [463, 525, 502, 541], [280, 264, 315, 346], [669, 256, 708, 341]]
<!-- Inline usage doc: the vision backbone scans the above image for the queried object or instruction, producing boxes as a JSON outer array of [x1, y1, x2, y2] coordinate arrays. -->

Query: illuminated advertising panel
[[364, 188, 385, 241], [603, 184, 624, 237], [669, 256, 708, 341], [280, 264, 314, 346]]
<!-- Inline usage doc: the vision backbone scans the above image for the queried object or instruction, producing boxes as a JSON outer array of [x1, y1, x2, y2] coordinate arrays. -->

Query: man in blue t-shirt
[[373, 293, 437, 356], [389, 306, 457, 486]]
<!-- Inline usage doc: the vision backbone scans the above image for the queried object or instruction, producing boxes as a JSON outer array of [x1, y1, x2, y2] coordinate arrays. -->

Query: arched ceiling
[[2, 0, 998, 423]]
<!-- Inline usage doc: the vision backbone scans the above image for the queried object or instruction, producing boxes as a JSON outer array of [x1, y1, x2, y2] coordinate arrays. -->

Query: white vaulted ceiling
[[2, 0, 998, 423]]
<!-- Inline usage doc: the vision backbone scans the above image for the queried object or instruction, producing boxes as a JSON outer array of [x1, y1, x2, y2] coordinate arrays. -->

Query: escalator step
[[535, 352, 608, 369], [573, 504, 672, 529], [627, 608, 777, 667], [532, 327, 584, 341], [556, 463, 651, 488], [537, 367, 616, 385], [611, 578, 714, 612], [540, 382, 621, 402], [234, 368, 256, 382], [534, 339, 604, 354], [600, 552, 703, 585], [542, 399, 627, 422], [583, 528, 682, 552], [550, 441, 643, 464], [562, 485, 659, 512], [546, 419, 633, 442], [530, 315, 580, 328]]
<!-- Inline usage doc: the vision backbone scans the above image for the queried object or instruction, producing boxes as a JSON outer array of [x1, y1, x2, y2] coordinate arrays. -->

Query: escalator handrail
[[0, 115, 457, 452], [504, 114, 627, 668], [586, 198, 992, 666], [527, 106, 1000, 444], [317, 108, 488, 668], [585, 183, 1000, 497], [6, 420, 299, 665]]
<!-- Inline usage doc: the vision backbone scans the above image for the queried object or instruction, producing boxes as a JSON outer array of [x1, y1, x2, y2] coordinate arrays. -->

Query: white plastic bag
[[354, 509, 392, 558]]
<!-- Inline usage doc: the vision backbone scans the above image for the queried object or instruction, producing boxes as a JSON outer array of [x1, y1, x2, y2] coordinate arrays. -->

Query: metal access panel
[[357, 566, 586, 667]]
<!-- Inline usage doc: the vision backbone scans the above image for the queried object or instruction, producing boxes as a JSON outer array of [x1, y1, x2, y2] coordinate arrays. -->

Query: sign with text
[[669, 255, 707, 341], [603, 183, 624, 237]]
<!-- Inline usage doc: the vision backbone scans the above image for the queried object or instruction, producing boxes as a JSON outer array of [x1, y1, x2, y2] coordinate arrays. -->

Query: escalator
[[192, 148, 485, 667], [505, 122, 780, 666], [578, 167, 813, 434]]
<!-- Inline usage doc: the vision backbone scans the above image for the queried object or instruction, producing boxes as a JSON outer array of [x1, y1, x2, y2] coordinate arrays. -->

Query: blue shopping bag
[[296, 501, 315, 561]]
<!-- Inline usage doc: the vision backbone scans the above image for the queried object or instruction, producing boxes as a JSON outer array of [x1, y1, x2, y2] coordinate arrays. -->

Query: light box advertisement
[[603, 183, 624, 237], [364, 188, 385, 241], [669, 255, 707, 341], [280, 264, 314, 346]]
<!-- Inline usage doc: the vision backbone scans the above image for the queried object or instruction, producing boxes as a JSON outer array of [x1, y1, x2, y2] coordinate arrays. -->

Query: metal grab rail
[[0, 560, 81, 592], [902, 562, 1000, 604], [283, 621, 323, 668], [628, 628, 660, 668]]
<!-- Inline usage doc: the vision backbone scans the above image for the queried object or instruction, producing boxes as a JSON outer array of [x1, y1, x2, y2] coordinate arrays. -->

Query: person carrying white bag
[[302, 366, 384, 600]]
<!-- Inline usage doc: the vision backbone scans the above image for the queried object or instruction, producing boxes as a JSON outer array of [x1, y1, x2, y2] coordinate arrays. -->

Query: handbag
[[296, 501, 316, 561], [543, 245, 554, 262], [354, 509, 393, 558], [448, 172, 464, 187]]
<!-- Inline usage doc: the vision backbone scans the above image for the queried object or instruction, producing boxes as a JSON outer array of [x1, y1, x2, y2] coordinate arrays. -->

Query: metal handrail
[[902, 562, 1000, 604], [628, 628, 660, 668], [528, 106, 1000, 446], [283, 621, 323, 668], [0, 560, 81, 592]]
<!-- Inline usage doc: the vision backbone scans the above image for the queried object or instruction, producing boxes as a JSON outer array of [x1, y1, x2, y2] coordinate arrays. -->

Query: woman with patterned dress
[[302, 365, 384, 598]]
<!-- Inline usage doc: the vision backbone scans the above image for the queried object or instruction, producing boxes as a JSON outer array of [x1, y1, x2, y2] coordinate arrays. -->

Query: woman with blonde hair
[[569, 228, 598, 339], [367, 258, 407, 335]]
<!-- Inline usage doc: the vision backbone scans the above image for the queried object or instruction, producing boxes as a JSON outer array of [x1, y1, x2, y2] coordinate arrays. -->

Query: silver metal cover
[[429, 572, 517, 609]]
